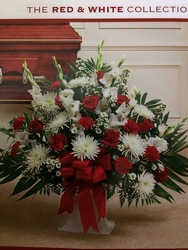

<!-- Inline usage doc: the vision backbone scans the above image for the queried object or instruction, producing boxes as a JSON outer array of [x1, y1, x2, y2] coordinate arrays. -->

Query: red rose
[[13, 116, 24, 130], [50, 81, 61, 91], [154, 166, 168, 183], [11, 141, 21, 157], [50, 133, 67, 152], [115, 157, 132, 175], [78, 116, 94, 130], [117, 94, 130, 105], [138, 119, 154, 133], [28, 118, 43, 133], [145, 146, 160, 162], [55, 95, 64, 108], [102, 129, 120, 147], [82, 95, 100, 110], [123, 119, 140, 134], [97, 70, 105, 82]]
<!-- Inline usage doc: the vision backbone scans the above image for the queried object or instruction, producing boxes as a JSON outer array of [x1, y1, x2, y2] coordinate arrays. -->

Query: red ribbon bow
[[58, 150, 112, 233]]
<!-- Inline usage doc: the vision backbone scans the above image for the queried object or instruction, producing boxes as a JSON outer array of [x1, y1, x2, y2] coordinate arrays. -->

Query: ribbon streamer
[[58, 150, 112, 233]]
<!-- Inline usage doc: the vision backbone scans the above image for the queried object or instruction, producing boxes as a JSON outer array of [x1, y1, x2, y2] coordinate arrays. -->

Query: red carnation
[[123, 119, 140, 134], [12, 116, 25, 130], [82, 95, 100, 110], [55, 95, 64, 108], [154, 166, 169, 183], [11, 141, 21, 158], [28, 118, 43, 133], [145, 146, 160, 162], [117, 94, 130, 105], [115, 157, 132, 175], [102, 129, 120, 147], [50, 81, 61, 91], [97, 70, 105, 82], [50, 133, 67, 152], [78, 116, 94, 130], [138, 119, 154, 133]]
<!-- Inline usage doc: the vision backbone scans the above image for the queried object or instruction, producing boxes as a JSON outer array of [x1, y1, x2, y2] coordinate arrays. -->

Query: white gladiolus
[[128, 85, 139, 99], [34, 92, 59, 113], [102, 87, 118, 101], [59, 89, 74, 103], [15, 131, 36, 147], [109, 113, 127, 127], [116, 102, 131, 118], [147, 136, 168, 153], [158, 124, 168, 137], [28, 85, 41, 98]]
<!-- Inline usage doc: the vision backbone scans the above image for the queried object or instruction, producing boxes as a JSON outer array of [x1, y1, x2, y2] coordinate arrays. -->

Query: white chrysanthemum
[[133, 104, 155, 120], [47, 112, 69, 132], [119, 133, 146, 159], [147, 136, 168, 153], [26, 144, 50, 171], [35, 92, 59, 112], [136, 171, 156, 198], [129, 172, 136, 180], [152, 164, 157, 171], [71, 135, 100, 161], [68, 76, 90, 88]]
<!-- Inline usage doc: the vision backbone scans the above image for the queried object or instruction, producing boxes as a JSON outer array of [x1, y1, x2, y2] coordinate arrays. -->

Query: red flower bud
[[11, 141, 21, 158], [50, 81, 61, 91], [97, 70, 105, 82]]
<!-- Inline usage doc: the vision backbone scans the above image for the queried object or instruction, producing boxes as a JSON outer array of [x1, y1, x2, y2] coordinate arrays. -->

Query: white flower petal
[[133, 104, 155, 120], [26, 144, 50, 171], [147, 137, 168, 153], [136, 171, 156, 197], [71, 135, 100, 161], [119, 133, 146, 159]]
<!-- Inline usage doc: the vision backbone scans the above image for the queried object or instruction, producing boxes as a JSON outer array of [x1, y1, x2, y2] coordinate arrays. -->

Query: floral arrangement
[[0, 41, 188, 233]]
